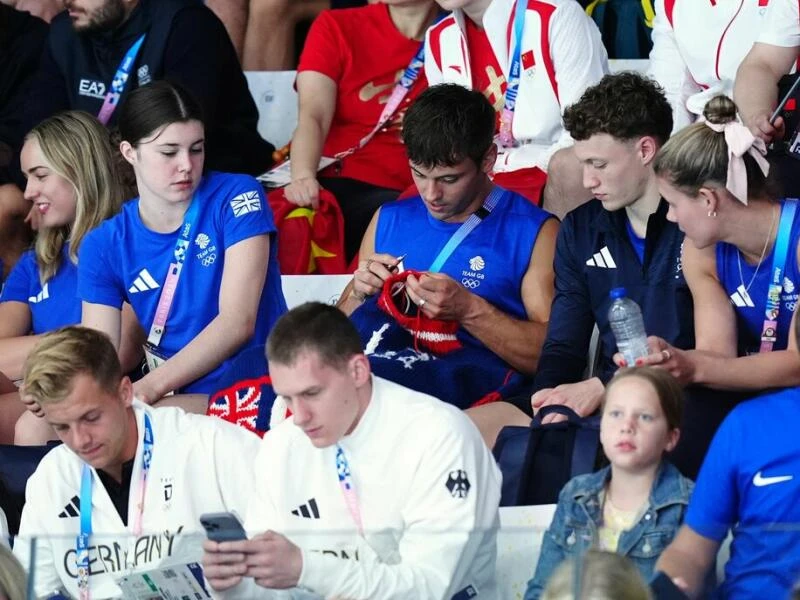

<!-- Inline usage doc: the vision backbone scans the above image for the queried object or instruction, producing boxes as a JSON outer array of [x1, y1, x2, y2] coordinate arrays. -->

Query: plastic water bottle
[[608, 287, 650, 365]]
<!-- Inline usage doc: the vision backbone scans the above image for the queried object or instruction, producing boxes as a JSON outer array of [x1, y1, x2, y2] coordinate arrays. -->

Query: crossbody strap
[[146, 196, 201, 347], [759, 200, 798, 352], [428, 187, 504, 273]]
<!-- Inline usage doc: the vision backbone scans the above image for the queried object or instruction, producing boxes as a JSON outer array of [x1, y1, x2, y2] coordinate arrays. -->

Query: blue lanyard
[[335, 445, 363, 536], [146, 194, 201, 347], [337, 12, 446, 159], [428, 187, 504, 273], [759, 200, 798, 352], [76, 413, 154, 599], [97, 34, 146, 125], [498, 0, 528, 147], [391, 11, 446, 104]]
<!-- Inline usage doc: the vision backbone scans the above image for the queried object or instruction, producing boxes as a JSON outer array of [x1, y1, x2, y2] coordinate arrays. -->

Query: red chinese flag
[[521, 50, 535, 71]]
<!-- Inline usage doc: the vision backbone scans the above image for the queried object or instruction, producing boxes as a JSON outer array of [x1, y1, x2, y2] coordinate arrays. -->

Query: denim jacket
[[524, 461, 693, 600]]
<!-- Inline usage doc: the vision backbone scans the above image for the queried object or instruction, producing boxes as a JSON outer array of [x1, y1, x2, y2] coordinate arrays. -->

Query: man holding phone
[[202, 302, 502, 599], [13, 326, 260, 599]]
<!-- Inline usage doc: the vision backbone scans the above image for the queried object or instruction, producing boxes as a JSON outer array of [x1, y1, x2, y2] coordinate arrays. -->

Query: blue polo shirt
[[0, 247, 81, 333], [686, 387, 800, 598]]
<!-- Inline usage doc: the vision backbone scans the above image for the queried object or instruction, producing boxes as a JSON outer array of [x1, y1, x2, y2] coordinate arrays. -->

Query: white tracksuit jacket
[[649, 0, 772, 132], [14, 402, 260, 599], [424, 0, 608, 173], [218, 375, 502, 600]]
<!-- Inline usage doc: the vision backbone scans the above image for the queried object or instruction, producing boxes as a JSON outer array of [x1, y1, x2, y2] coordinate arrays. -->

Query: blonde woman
[[641, 95, 800, 393], [0, 111, 139, 444], [541, 550, 652, 600]]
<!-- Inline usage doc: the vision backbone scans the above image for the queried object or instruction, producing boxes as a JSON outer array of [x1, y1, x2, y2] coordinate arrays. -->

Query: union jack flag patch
[[230, 190, 262, 217], [208, 375, 270, 435]]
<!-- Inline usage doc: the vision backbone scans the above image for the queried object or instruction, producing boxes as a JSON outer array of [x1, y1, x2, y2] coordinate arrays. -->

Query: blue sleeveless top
[[716, 200, 800, 355], [375, 187, 553, 347]]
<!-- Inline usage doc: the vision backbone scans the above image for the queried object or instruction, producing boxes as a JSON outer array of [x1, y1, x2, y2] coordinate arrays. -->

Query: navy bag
[[493, 405, 601, 506]]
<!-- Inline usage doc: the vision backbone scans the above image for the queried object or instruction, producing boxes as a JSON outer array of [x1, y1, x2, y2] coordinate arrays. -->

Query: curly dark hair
[[563, 72, 673, 145]]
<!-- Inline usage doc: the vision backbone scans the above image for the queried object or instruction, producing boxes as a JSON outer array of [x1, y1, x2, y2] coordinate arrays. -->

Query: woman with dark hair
[[79, 81, 287, 409], [638, 95, 800, 394]]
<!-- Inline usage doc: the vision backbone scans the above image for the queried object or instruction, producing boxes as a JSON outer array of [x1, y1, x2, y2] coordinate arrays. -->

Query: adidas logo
[[586, 246, 617, 269], [128, 269, 160, 294], [58, 495, 81, 518], [291, 498, 320, 519], [28, 283, 50, 304], [730, 284, 755, 308]]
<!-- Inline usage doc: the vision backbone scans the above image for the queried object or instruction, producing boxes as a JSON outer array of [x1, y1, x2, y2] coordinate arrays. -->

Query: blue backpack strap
[[570, 415, 601, 478]]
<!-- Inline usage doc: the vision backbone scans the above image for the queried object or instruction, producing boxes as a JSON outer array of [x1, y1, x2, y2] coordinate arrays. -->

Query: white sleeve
[[648, 0, 697, 132], [424, 28, 444, 85], [13, 474, 63, 597], [210, 420, 262, 518], [758, 0, 800, 48], [516, 1, 609, 171], [212, 435, 288, 600], [297, 421, 501, 600]]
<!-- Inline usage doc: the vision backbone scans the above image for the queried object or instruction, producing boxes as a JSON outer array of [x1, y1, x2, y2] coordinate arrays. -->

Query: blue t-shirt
[[0, 247, 81, 334], [716, 200, 800, 355], [686, 387, 800, 598], [625, 217, 645, 264], [375, 187, 552, 348], [78, 172, 287, 394]]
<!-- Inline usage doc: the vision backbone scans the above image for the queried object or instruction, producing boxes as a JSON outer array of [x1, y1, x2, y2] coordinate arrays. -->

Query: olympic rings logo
[[461, 278, 481, 289], [201, 253, 217, 267]]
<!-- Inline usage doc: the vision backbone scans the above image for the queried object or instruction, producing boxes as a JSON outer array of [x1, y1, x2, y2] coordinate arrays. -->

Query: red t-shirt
[[298, 4, 428, 191], [464, 18, 545, 205]]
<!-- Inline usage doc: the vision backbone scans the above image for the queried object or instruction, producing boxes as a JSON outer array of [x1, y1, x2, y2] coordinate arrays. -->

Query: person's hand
[[531, 378, 604, 424], [351, 253, 403, 302], [284, 177, 320, 209], [404, 272, 478, 321], [24, 204, 41, 232], [133, 375, 165, 405], [18, 384, 44, 418], [612, 336, 695, 386], [202, 539, 248, 592], [244, 531, 302, 590], [748, 112, 785, 144]]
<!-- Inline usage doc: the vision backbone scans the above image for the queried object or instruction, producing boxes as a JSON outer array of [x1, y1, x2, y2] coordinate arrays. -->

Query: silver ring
[[418, 298, 427, 308], [365, 259, 373, 271], [662, 349, 671, 361]]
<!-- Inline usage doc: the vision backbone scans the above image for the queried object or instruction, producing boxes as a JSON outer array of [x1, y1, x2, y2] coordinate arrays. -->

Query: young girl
[[79, 81, 287, 408], [524, 367, 692, 600], [0, 111, 137, 444]]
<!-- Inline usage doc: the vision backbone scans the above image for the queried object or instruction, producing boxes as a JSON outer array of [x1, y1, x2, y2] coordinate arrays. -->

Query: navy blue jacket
[[25, 0, 273, 176], [534, 199, 695, 390], [0, 6, 47, 187]]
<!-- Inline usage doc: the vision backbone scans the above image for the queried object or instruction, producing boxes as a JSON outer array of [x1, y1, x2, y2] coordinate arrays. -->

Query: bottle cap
[[609, 287, 627, 299]]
